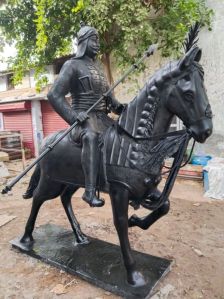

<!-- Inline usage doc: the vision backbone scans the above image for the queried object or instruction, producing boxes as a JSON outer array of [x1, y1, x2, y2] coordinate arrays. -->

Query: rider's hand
[[76, 112, 89, 123], [115, 103, 127, 115]]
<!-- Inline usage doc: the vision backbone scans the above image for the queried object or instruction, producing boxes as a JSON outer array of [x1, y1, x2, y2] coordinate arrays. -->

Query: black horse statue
[[20, 45, 212, 286]]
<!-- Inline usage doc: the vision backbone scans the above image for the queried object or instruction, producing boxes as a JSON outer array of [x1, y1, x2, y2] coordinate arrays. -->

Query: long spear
[[1, 44, 156, 194]]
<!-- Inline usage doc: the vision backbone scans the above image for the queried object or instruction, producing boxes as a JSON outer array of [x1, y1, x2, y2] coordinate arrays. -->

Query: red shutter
[[41, 101, 69, 137], [3, 111, 34, 154]]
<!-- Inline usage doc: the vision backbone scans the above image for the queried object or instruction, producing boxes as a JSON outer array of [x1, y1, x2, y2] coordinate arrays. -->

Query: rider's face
[[85, 35, 100, 58]]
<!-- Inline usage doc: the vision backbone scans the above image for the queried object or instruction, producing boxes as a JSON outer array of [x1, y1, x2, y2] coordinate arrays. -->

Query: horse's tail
[[22, 164, 41, 199]]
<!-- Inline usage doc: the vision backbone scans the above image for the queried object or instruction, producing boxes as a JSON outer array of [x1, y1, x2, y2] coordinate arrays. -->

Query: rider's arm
[[47, 60, 77, 125]]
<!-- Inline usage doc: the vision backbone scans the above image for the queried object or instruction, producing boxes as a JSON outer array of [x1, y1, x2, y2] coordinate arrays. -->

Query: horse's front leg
[[109, 184, 146, 287], [129, 199, 170, 230]]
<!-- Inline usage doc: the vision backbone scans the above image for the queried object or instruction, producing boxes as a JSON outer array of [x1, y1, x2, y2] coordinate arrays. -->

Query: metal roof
[[0, 87, 48, 104]]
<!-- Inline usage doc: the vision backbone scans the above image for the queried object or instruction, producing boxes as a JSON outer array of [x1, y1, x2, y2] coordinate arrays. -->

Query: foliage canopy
[[0, 0, 213, 90]]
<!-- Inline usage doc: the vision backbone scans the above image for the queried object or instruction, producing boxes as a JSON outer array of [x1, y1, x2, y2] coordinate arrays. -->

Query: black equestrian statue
[[20, 25, 212, 286]]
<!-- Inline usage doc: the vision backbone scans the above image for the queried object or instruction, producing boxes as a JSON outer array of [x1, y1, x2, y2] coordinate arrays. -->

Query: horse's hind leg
[[61, 186, 89, 245], [128, 199, 170, 230], [110, 184, 146, 287], [20, 177, 64, 245]]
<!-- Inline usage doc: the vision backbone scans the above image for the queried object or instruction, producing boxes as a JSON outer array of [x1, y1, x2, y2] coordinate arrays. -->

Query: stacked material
[[164, 160, 203, 180], [0, 131, 25, 160], [204, 158, 224, 200]]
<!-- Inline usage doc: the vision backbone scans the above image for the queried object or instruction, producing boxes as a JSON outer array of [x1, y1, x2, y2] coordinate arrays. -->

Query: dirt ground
[[0, 159, 223, 299]]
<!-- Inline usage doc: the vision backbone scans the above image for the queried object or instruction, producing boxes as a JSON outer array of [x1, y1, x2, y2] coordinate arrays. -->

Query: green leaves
[[0, 0, 213, 90], [151, 0, 214, 57], [72, 0, 84, 13]]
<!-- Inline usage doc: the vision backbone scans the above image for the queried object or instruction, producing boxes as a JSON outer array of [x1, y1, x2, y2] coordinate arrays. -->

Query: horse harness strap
[[116, 123, 188, 142]]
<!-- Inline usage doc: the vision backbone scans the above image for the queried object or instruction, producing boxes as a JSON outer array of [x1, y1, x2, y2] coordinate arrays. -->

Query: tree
[[0, 0, 213, 90]]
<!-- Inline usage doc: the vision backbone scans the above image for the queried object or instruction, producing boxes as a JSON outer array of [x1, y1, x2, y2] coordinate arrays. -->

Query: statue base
[[11, 224, 172, 299]]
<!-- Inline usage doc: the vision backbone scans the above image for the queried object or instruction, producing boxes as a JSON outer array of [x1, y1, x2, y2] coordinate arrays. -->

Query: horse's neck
[[152, 103, 173, 135], [118, 84, 172, 138]]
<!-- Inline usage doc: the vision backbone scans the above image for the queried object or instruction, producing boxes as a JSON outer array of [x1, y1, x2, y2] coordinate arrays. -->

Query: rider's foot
[[82, 189, 105, 207]]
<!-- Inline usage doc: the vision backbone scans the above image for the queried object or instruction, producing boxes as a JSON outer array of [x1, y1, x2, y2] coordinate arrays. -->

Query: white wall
[[0, 75, 7, 91], [0, 72, 30, 91], [199, 0, 224, 135], [15, 73, 31, 89], [31, 100, 44, 156], [196, 0, 224, 156]]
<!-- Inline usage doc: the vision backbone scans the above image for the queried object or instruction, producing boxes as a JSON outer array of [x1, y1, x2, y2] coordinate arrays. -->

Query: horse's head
[[162, 47, 213, 143]]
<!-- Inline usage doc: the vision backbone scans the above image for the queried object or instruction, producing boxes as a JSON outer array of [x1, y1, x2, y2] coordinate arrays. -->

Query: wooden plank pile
[[164, 160, 203, 181], [0, 131, 27, 162]]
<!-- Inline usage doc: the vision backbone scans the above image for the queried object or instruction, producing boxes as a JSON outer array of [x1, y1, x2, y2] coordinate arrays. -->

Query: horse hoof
[[73, 235, 90, 246], [128, 271, 147, 287], [20, 235, 34, 244], [128, 214, 139, 227], [19, 235, 34, 251], [78, 236, 90, 245]]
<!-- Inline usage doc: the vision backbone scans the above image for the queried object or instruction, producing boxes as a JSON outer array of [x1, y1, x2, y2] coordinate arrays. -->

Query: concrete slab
[[11, 224, 173, 299]]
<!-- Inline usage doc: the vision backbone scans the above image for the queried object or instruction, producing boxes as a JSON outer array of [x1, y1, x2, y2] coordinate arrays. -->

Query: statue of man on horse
[[5, 20, 213, 288], [46, 24, 125, 207]]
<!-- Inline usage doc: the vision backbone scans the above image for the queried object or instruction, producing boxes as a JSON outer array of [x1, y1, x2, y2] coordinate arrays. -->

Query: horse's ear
[[179, 47, 202, 70]]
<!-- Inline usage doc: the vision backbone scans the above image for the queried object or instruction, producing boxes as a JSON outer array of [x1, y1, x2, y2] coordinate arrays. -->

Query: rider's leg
[[81, 131, 104, 207]]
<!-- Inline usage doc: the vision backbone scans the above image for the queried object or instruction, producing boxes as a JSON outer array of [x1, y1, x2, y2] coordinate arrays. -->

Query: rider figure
[[47, 24, 124, 207]]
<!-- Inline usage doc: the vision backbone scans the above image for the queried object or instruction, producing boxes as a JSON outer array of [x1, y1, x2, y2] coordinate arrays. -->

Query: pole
[[1, 44, 157, 194]]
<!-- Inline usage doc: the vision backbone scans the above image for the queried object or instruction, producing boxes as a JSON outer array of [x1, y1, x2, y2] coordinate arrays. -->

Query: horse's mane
[[183, 22, 200, 53]]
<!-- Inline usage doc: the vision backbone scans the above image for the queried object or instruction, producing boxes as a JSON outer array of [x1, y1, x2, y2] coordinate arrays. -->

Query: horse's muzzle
[[188, 118, 213, 143]]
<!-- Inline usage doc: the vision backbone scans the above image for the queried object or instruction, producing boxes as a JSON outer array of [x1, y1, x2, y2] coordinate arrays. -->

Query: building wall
[[30, 65, 55, 88], [0, 76, 7, 91], [15, 73, 31, 89], [0, 65, 55, 92], [41, 101, 69, 137], [3, 109, 34, 155], [196, 0, 224, 157]]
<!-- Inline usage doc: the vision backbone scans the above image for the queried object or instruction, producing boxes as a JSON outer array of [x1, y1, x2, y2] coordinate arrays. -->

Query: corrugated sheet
[[41, 101, 69, 137], [3, 111, 34, 155]]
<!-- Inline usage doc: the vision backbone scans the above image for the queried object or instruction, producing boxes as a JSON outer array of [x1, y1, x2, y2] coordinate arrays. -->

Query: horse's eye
[[184, 91, 194, 102]]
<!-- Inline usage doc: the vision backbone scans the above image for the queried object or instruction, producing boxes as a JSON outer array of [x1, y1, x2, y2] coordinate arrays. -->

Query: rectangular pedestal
[[11, 224, 172, 299]]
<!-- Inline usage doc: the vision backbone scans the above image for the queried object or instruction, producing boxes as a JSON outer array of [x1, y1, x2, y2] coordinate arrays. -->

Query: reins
[[162, 139, 196, 174], [149, 132, 191, 210]]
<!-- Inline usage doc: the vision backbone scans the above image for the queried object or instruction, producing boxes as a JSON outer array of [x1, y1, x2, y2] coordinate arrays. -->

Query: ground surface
[[0, 160, 223, 299]]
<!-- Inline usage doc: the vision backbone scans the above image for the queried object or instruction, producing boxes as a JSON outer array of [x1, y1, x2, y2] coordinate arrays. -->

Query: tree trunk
[[102, 52, 114, 86]]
